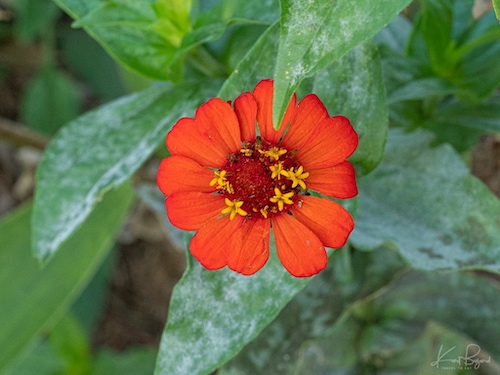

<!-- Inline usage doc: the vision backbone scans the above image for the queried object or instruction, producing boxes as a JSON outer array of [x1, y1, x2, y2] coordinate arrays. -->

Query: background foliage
[[0, 0, 499, 374]]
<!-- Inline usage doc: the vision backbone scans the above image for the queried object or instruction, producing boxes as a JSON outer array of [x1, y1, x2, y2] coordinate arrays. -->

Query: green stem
[[186, 46, 228, 78]]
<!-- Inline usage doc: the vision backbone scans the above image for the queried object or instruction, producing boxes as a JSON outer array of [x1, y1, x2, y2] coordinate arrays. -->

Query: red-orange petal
[[306, 161, 358, 199], [228, 218, 271, 275], [253, 79, 297, 144], [165, 192, 224, 230], [234, 92, 257, 142], [272, 213, 327, 277], [294, 116, 358, 169], [281, 94, 329, 151], [166, 117, 228, 168], [195, 98, 242, 154], [190, 215, 245, 270], [290, 195, 354, 249], [157, 156, 215, 196]]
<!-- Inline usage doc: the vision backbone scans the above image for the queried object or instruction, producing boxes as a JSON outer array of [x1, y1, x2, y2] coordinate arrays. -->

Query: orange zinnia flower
[[157, 79, 358, 277]]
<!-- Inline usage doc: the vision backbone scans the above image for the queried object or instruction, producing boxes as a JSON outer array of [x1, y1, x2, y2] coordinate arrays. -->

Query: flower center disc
[[211, 137, 310, 220]]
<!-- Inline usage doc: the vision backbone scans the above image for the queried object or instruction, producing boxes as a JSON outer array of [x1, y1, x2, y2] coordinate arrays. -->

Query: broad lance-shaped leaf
[[0, 184, 133, 371], [313, 40, 388, 176], [273, 0, 412, 126], [351, 128, 500, 272], [154, 250, 310, 375], [32, 81, 219, 261]]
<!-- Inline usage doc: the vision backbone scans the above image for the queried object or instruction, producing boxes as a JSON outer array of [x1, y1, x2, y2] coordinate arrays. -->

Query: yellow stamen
[[260, 205, 269, 219], [269, 162, 288, 180], [269, 188, 294, 211], [266, 147, 287, 161], [286, 165, 309, 190], [210, 170, 227, 188], [221, 198, 248, 220], [240, 148, 252, 156]]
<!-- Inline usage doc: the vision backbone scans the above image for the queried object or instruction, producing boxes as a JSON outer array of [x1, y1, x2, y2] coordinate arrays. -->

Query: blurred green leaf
[[362, 271, 500, 360], [387, 77, 456, 104], [273, 0, 412, 127], [494, 0, 500, 20], [351, 128, 500, 272], [49, 315, 92, 375], [67, 0, 181, 80], [432, 92, 500, 133], [219, 22, 280, 99], [0, 184, 133, 371], [375, 14, 413, 53], [93, 347, 157, 375], [32, 81, 219, 262], [53, 0, 279, 80], [419, 0, 455, 76], [173, 0, 279, 75], [452, 11, 500, 102], [60, 28, 127, 101], [313, 40, 388, 175], [2, 340, 65, 375], [20, 66, 81, 136], [13, 0, 60, 42], [292, 270, 500, 374], [151, 0, 192, 47]]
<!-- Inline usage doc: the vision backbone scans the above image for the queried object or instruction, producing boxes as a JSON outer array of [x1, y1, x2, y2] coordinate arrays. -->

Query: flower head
[[157, 79, 358, 277]]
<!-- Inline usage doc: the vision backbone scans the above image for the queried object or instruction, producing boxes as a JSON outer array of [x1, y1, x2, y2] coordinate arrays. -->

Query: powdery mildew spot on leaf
[[351, 128, 500, 272], [33, 82, 218, 261], [155, 251, 310, 375]]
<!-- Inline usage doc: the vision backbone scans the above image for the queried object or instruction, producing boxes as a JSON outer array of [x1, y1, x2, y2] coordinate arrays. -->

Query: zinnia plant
[[157, 79, 358, 277]]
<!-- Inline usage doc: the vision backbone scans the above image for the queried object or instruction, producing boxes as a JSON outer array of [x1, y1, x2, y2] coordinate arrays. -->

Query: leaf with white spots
[[351, 128, 500, 272], [273, 0, 412, 126], [33, 81, 219, 262], [313, 40, 388, 175], [154, 250, 310, 375]]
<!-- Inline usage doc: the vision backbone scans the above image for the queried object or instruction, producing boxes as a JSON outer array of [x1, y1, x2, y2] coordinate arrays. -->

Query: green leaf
[[32, 81, 219, 262], [387, 77, 456, 104], [49, 315, 92, 374], [93, 347, 157, 375], [154, 250, 311, 375], [60, 28, 127, 101], [13, 0, 60, 42], [219, 22, 280, 99], [351, 128, 500, 272], [53, 0, 279, 80], [494, 0, 500, 20], [273, 0, 412, 127], [0, 184, 133, 371], [432, 92, 500, 133], [313, 40, 388, 175], [292, 270, 500, 374], [67, 0, 181, 80], [151, 0, 192, 47], [220, 248, 406, 375], [452, 12, 500, 101], [2, 340, 65, 375], [364, 271, 500, 359], [20, 66, 81, 136], [418, 0, 455, 75]]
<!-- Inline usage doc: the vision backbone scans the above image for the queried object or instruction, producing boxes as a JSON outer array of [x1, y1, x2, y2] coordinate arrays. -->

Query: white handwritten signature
[[430, 344, 491, 369]]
